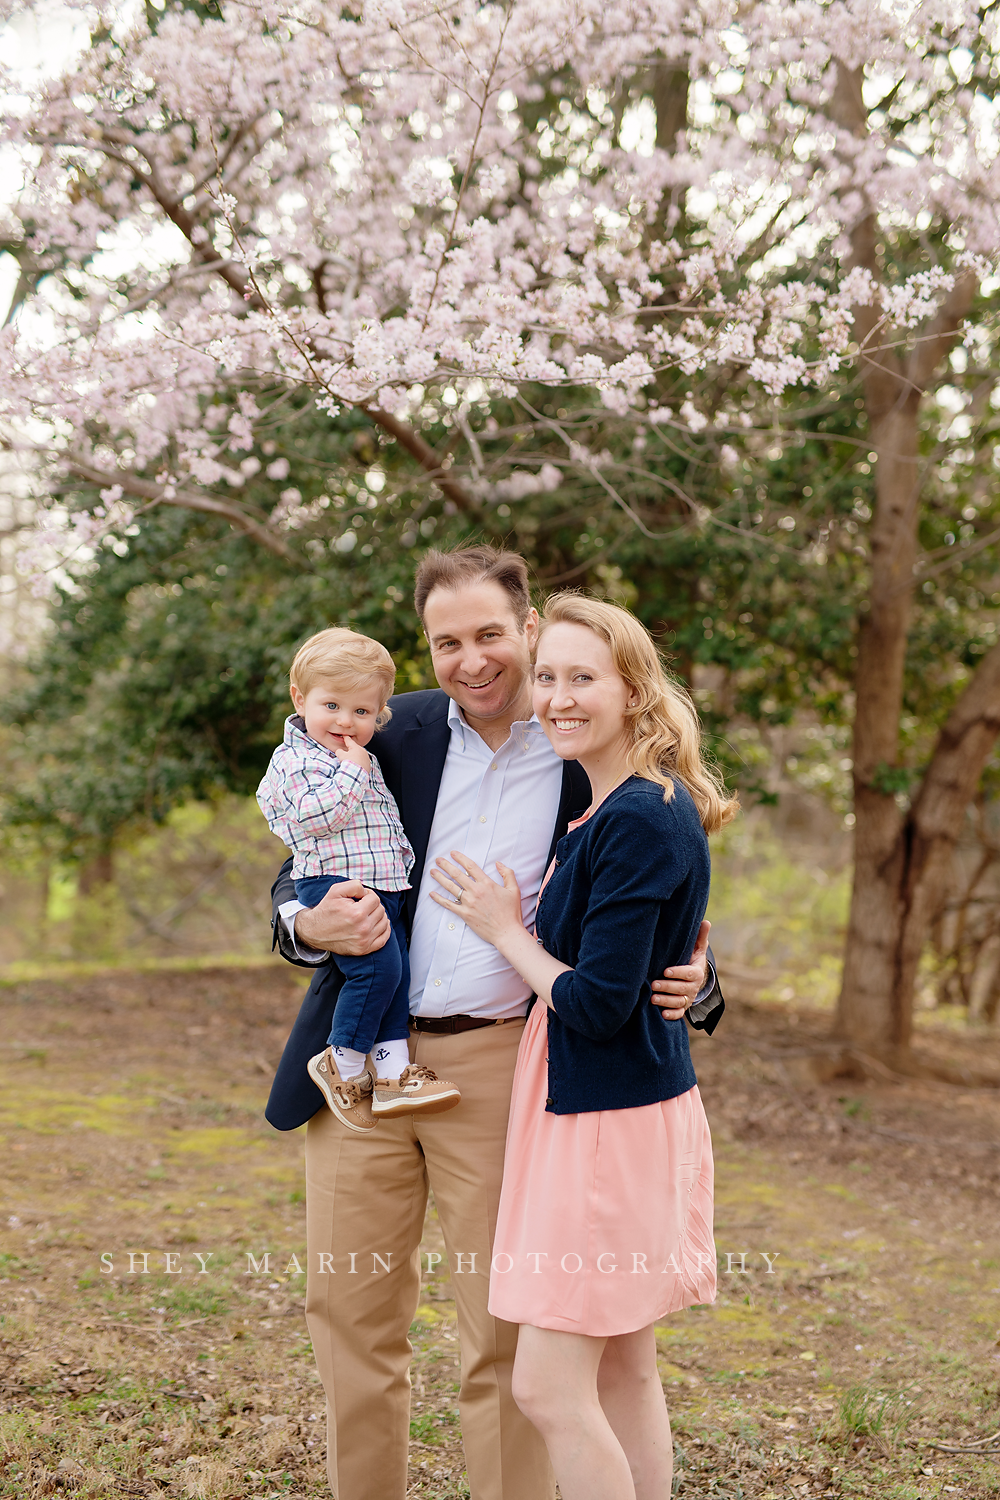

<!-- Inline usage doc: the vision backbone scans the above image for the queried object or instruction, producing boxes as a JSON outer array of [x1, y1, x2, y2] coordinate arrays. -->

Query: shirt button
[[434, 979, 442, 987], [490, 763, 497, 771], [448, 923, 455, 931], [479, 815, 487, 823]]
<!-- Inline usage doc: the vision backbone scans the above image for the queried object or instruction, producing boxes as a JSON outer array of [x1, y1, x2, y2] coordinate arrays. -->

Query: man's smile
[[460, 670, 503, 691]]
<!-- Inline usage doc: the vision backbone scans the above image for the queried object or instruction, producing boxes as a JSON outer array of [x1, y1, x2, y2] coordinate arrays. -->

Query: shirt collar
[[284, 713, 344, 763], [446, 696, 544, 752]]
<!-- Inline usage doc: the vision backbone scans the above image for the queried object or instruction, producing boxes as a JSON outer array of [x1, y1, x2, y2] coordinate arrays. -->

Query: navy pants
[[295, 876, 411, 1054]]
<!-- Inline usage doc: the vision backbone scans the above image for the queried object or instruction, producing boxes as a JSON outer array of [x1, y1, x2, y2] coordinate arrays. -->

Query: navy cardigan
[[538, 775, 709, 1115]]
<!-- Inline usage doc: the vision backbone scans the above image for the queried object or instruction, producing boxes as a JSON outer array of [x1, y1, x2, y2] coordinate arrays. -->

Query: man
[[267, 546, 724, 1500]]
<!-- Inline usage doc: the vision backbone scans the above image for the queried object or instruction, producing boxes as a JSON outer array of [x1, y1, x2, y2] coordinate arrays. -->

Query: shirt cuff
[[687, 959, 721, 1024], [278, 900, 329, 965]]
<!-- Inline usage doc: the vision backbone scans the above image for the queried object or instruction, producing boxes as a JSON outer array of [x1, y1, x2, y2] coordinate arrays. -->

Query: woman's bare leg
[[597, 1325, 673, 1500], [512, 1324, 635, 1500]]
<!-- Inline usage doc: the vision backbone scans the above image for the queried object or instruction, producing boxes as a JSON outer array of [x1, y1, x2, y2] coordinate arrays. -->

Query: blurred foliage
[[0, 795, 287, 968], [0, 790, 857, 980], [706, 814, 852, 1009], [4, 368, 999, 865]]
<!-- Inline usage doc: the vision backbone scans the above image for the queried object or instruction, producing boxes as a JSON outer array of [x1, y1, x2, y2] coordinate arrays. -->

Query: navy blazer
[[265, 688, 591, 1130], [540, 776, 711, 1114]]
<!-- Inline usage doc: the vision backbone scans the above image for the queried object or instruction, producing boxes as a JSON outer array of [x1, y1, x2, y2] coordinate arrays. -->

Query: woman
[[429, 592, 738, 1500]]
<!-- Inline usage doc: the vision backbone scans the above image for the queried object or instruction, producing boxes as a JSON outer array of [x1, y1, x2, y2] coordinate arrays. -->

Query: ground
[[1, 963, 999, 1499]]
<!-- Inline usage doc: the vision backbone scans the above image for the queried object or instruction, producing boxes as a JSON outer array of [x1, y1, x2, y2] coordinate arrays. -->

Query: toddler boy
[[257, 627, 461, 1132]]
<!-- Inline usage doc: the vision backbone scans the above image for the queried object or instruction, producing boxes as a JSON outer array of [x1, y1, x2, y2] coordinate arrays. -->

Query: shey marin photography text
[[97, 1249, 785, 1278]]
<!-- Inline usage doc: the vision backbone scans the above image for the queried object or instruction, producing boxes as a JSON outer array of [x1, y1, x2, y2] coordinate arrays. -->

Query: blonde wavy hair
[[538, 593, 739, 835]]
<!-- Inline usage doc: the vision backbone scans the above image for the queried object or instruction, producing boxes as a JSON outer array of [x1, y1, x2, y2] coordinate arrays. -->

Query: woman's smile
[[532, 621, 634, 789]]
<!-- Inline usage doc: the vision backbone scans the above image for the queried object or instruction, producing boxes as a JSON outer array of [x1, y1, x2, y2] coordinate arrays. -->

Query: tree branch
[[652, 62, 689, 150], [113, 258, 230, 319], [96, 128, 487, 520], [906, 271, 979, 391], [63, 458, 306, 564], [188, 114, 272, 197], [362, 406, 493, 527], [826, 62, 902, 416], [98, 126, 265, 308], [910, 639, 1000, 849]]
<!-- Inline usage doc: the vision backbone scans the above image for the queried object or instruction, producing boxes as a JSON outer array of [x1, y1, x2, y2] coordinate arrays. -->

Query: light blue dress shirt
[[406, 699, 564, 1019]]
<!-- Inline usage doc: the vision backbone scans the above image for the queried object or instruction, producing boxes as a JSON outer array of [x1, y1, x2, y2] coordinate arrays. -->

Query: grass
[[836, 1383, 919, 1453], [2, 965, 1000, 1497]]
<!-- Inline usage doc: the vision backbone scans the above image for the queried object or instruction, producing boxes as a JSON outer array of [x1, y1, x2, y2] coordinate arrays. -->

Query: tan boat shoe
[[371, 1064, 462, 1118], [307, 1048, 377, 1133]]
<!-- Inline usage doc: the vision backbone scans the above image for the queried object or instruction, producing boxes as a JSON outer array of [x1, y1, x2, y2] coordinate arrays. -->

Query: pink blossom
[[0, 0, 994, 581]]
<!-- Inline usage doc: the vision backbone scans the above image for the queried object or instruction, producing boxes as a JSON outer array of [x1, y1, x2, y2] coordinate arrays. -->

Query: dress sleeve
[[548, 801, 698, 1043]]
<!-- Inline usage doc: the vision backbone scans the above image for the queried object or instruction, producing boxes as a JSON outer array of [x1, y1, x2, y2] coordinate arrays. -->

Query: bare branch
[[912, 523, 1000, 584], [189, 114, 272, 196]]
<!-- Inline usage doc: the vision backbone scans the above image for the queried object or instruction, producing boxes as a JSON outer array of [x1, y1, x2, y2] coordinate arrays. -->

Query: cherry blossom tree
[[1, 0, 999, 1061]]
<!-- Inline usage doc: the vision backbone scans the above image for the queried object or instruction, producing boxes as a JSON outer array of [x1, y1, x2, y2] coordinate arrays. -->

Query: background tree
[[2, 0, 999, 1059]]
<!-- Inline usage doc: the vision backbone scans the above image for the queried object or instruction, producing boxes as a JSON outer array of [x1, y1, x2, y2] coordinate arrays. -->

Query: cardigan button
[[545, 1097, 554, 1106]]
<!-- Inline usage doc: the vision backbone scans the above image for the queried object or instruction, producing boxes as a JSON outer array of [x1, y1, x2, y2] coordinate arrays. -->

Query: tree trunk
[[889, 643, 1000, 1032], [835, 399, 920, 1052], [833, 287, 981, 1056], [78, 846, 114, 896], [836, 639, 1000, 1057], [826, 60, 985, 1059], [652, 65, 689, 151]]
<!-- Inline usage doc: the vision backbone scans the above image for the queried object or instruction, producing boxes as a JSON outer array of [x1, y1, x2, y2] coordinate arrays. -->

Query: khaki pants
[[304, 1018, 554, 1500]]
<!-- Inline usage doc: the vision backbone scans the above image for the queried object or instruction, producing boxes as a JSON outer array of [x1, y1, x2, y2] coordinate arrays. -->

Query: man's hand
[[650, 920, 711, 1021], [295, 881, 390, 955]]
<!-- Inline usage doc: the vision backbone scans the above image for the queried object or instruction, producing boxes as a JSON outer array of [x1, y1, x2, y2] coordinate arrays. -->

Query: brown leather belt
[[410, 1014, 515, 1034]]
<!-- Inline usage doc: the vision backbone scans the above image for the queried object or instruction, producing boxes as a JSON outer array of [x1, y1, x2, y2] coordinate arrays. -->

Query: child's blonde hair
[[538, 593, 739, 834], [289, 628, 396, 728]]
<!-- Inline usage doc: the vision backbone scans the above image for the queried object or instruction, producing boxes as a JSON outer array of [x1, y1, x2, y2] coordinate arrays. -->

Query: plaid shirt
[[257, 715, 414, 890]]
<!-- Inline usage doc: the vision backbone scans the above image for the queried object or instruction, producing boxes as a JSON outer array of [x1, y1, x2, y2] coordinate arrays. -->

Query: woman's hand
[[432, 851, 573, 1008], [430, 851, 524, 946]]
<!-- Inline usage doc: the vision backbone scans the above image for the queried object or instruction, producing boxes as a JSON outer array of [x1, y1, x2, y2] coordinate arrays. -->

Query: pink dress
[[488, 824, 717, 1336]]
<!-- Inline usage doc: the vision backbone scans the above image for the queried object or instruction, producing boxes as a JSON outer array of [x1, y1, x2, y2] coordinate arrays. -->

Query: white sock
[[369, 1038, 411, 1081], [331, 1045, 368, 1079]]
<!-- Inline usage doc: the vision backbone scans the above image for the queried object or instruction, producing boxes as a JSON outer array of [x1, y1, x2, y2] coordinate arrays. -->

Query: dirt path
[[1, 966, 999, 1499]]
